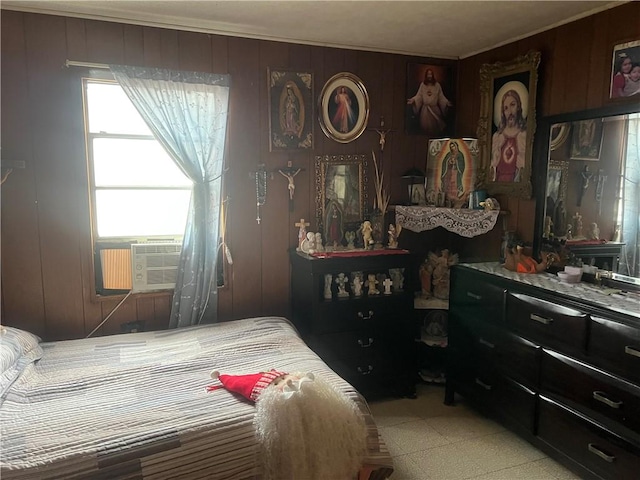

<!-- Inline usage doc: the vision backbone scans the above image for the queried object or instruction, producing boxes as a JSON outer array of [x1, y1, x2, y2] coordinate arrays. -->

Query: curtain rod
[[65, 60, 110, 70]]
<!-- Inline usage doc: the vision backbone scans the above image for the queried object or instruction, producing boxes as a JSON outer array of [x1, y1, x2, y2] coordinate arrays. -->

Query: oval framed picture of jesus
[[318, 72, 370, 144]]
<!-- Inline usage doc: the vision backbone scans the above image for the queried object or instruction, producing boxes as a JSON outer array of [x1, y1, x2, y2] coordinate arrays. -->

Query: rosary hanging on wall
[[255, 163, 267, 224]]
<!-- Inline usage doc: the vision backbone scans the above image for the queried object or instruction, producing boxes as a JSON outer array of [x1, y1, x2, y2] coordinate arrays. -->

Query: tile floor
[[368, 384, 580, 480]]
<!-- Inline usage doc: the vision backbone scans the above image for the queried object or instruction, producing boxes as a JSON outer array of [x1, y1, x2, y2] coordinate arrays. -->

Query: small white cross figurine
[[295, 218, 310, 251], [382, 277, 393, 295]]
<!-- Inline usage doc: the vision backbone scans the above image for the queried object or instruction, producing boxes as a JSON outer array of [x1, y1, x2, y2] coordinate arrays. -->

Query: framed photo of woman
[[317, 73, 369, 144]]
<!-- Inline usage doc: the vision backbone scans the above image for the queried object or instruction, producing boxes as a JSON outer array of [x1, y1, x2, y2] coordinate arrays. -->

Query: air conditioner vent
[[131, 242, 182, 293]]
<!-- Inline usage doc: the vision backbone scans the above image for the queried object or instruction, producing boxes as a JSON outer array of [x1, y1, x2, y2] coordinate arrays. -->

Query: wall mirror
[[533, 104, 639, 279], [315, 154, 368, 246]]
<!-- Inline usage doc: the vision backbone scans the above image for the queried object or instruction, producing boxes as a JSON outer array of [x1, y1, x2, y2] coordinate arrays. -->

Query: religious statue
[[350, 271, 363, 297], [314, 232, 324, 252], [345, 231, 356, 250], [430, 249, 458, 300], [323, 274, 333, 300], [365, 273, 379, 295], [589, 222, 600, 240], [360, 221, 374, 250], [335, 273, 349, 298], [573, 212, 584, 239], [387, 224, 399, 249], [419, 260, 433, 299], [389, 268, 405, 292]]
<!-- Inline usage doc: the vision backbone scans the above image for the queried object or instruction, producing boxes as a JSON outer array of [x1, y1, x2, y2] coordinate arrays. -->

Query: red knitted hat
[[206, 369, 288, 402]]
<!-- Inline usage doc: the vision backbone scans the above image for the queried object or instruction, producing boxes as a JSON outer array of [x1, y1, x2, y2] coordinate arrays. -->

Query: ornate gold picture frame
[[477, 51, 541, 199], [317, 73, 369, 144], [315, 154, 368, 244]]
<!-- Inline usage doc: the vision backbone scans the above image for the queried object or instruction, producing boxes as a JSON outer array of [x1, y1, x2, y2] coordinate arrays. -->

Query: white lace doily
[[395, 206, 500, 238]]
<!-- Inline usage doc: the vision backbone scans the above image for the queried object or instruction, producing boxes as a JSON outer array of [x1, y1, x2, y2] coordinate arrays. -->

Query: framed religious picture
[[318, 73, 369, 143], [425, 138, 480, 209], [405, 62, 456, 137], [570, 118, 603, 161], [267, 68, 314, 151], [609, 39, 640, 100], [477, 51, 541, 199]]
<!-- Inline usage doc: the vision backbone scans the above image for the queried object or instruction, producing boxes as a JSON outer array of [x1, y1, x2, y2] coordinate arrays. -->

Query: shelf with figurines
[[292, 218, 414, 304]]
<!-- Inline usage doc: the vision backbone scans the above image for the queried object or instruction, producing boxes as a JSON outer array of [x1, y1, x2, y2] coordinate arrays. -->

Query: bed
[[0, 317, 393, 479]]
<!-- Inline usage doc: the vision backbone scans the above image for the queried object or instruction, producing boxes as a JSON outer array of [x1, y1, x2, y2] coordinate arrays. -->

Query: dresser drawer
[[307, 329, 389, 361], [450, 271, 505, 324], [453, 316, 540, 388], [589, 317, 640, 386], [326, 356, 399, 395], [538, 396, 640, 480], [314, 297, 411, 334], [541, 350, 640, 433], [494, 377, 537, 434], [506, 292, 588, 354]]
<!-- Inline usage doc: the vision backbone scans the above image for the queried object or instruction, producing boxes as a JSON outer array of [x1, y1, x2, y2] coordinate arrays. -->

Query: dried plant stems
[[372, 150, 390, 215]]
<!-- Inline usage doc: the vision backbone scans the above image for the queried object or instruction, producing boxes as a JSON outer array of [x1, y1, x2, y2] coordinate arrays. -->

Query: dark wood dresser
[[289, 249, 416, 399], [446, 263, 640, 479]]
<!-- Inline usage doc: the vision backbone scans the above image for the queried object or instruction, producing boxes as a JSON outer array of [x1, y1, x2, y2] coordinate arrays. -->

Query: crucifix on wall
[[276, 161, 304, 211]]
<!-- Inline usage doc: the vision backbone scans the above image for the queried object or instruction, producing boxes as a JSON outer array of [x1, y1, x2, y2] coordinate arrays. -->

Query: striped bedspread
[[0, 317, 393, 479]]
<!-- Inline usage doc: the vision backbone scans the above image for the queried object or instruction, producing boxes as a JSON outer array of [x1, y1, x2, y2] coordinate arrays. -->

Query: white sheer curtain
[[620, 114, 639, 276], [110, 65, 230, 328]]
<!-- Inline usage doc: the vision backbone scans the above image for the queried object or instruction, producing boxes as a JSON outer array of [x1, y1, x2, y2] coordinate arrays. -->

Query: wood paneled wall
[[2, 4, 638, 340], [457, 2, 640, 244]]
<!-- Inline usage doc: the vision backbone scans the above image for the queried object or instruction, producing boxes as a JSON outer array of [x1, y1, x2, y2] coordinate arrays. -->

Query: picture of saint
[[329, 86, 357, 134], [268, 69, 313, 151], [426, 138, 478, 208], [405, 63, 455, 137], [440, 141, 465, 202], [279, 82, 304, 138], [490, 80, 528, 183]]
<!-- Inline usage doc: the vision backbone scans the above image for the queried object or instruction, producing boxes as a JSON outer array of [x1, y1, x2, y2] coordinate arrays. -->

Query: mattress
[[0, 316, 393, 479]]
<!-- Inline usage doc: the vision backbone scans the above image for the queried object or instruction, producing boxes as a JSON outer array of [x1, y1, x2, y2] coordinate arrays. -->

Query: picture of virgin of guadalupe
[[279, 82, 304, 139], [324, 200, 344, 247]]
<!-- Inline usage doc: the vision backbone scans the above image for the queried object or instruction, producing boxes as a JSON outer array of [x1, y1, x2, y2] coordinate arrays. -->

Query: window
[[83, 79, 193, 294]]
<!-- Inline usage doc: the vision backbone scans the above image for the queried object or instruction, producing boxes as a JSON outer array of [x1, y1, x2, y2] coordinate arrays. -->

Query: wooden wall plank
[[1, 11, 46, 336], [178, 31, 212, 72], [24, 13, 87, 340], [227, 37, 262, 320], [259, 40, 290, 317], [85, 19, 125, 64]]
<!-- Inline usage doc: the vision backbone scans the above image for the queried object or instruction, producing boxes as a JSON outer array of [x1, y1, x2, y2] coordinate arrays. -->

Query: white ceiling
[[1, 0, 625, 59]]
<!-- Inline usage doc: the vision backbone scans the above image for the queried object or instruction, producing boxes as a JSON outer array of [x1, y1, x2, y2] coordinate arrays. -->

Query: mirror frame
[[315, 154, 368, 241], [532, 102, 639, 259]]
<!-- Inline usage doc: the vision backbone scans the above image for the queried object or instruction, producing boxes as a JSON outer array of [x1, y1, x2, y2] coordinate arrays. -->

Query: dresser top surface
[[459, 262, 640, 318]]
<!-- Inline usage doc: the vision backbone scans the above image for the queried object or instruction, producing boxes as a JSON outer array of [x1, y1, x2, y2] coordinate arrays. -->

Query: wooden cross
[[295, 218, 310, 250]]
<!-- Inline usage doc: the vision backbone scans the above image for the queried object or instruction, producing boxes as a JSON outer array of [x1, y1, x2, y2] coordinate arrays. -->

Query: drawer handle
[[357, 310, 374, 320], [475, 378, 492, 390], [593, 391, 623, 409], [357, 365, 373, 375], [478, 337, 495, 349], [466, 292, 482, 300], [625, 345, 640, 358], [358, 338, 374, 348], [588, 443, 615, 463], [530, 313, 553, 325]]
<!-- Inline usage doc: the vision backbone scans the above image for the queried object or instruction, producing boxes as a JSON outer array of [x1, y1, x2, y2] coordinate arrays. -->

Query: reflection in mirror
[[315, 154, 367, 247], [537, 110, 639, 278]]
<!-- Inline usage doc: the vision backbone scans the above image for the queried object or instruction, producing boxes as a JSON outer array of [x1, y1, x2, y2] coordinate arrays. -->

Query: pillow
[[1, 326, 43, 397]]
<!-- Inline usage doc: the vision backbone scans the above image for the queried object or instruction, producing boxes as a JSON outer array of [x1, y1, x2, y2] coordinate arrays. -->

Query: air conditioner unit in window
[[131, 242, 182, 293]]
